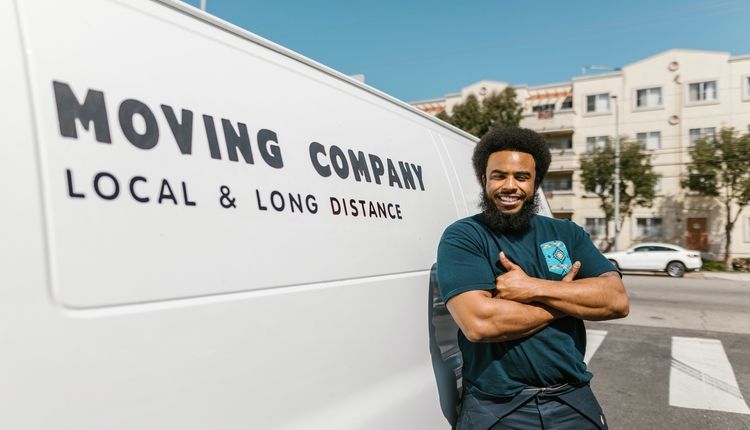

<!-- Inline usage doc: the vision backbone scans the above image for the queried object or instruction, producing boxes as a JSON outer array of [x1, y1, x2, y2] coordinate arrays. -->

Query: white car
[[603, 243, 703, 277]]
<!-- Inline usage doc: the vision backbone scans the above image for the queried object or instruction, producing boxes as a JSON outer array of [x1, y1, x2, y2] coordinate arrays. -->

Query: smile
[[496, 194, 523, 207]]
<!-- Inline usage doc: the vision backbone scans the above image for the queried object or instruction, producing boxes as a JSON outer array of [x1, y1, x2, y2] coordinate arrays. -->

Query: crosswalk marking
[[669, 336, 750, 414], [584, 329, 608, 365]]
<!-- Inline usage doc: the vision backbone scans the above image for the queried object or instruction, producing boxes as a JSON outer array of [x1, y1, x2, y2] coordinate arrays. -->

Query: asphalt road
[[588, 274, 750, 429]]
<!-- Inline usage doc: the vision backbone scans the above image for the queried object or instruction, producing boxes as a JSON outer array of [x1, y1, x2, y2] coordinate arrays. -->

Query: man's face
[[483, 150, 537, 213]]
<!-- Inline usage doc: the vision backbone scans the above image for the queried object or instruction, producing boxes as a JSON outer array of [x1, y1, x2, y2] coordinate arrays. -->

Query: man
[[437, 127, 629, 429]]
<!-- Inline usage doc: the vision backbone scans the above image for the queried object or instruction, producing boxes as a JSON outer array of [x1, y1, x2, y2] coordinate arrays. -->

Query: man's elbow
[[604, 278, 629, 319], [607, 294, 630, 319], [461, 317, 512, 343], [462, 319, 492, 343], [618, 296, 630, 318]]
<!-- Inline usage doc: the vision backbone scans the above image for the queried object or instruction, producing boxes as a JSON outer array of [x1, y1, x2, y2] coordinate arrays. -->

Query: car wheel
[[608, 259, 619, 271], [666, 261, 686, 278]]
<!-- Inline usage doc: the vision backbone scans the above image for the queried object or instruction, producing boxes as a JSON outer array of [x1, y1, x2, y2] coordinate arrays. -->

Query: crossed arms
[[446, 252, 629, 343]]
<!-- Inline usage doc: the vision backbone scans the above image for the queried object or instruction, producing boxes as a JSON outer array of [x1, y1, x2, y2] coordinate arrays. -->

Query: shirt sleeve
[[570, 223, 620, 278], [436, 221, 496, 302]]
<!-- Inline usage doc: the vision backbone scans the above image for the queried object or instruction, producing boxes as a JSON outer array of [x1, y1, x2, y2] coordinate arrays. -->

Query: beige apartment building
[[411, 49, 750, 259]]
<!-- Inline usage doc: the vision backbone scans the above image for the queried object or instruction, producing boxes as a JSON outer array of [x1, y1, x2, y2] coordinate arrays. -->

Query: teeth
[[499, 196, 519, 202]]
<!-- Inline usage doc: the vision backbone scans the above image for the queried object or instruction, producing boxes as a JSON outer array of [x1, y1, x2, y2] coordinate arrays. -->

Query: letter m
[[53, 81, 111, 143]]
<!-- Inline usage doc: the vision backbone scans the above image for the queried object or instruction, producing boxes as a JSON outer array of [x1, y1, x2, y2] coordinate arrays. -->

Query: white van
[[0, 0, 552, 428]]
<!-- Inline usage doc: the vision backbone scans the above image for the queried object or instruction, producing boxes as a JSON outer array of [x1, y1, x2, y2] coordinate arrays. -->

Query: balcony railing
[[537, 110, 554, 119], [521, 109, 574, 133]]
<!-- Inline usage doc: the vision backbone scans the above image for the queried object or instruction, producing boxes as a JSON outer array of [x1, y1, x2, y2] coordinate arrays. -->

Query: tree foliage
[[438, 88, 523, 137], [483, 87, 524, 129], [681, 127, 750, 266], [449, 94, 485, 137], [580, 140, 659, 250]]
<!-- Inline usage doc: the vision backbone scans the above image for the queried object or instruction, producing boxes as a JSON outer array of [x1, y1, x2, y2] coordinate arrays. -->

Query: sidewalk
[[698, 271, 750, 282]]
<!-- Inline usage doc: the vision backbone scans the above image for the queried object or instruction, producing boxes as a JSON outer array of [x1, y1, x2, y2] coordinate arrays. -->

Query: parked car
[[603, 243, 703, 277]]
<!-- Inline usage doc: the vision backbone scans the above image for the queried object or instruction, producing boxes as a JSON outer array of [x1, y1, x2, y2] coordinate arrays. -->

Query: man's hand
[[495, 252, 581, 303]]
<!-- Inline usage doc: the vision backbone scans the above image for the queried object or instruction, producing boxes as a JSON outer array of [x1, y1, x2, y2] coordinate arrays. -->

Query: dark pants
[[455, 384, 608, 430]]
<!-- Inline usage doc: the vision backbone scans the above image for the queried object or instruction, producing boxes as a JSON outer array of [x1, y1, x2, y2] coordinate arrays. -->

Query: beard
[[480, 191, 539, 234]]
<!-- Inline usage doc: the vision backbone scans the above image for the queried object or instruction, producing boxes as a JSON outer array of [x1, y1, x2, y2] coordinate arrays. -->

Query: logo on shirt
[[540, 240, 573, 276]]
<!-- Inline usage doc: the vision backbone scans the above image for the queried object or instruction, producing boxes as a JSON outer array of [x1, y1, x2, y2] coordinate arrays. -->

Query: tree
[[681, 127, 750, 267], [435, 111, 451, 123], [437, 88, 522, 137], [579, 140, 659, 251], [483, 87, 523, 129], [448, 94, 486, 137]]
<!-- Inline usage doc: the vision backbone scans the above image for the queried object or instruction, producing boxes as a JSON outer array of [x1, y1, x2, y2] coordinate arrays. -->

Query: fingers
[[499, 251, 521, 271], [562, 261, 581, 282]]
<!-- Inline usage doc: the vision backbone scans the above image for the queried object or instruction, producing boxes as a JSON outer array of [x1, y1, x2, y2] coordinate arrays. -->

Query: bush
[[731, 258, 750, 272], [702, 260, 727, 272]]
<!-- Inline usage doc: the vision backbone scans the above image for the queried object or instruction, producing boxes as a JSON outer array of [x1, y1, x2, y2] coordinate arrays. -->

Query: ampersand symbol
[[219, 185, 236, 208]]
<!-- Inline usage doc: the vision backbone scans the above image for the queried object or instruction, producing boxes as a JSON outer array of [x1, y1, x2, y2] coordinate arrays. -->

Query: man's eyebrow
[[488, 169, 532, 175]]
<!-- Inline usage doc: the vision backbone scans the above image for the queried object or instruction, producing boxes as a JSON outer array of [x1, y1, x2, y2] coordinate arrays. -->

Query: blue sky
[[180, 0, 749, 102]]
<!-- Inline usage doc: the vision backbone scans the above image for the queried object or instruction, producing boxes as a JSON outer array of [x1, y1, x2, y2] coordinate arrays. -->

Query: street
[[587, 274, 750, 429]]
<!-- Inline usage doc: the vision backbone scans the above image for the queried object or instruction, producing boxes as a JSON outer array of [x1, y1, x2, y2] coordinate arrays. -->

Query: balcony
[[521, 109, 575, 133], [548, 152, 578, 172], [543, 191, 577, 213], [537, 111, 554, 119]]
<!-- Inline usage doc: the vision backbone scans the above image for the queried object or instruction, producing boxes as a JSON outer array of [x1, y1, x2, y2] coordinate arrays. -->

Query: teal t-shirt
[[436, 213, 617, 397]]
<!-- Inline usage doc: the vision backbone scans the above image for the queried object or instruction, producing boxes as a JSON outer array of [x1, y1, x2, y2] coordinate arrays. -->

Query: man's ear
[[481, 174, 486, 187]]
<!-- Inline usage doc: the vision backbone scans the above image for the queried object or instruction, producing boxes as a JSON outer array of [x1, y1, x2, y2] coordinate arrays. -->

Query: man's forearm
[[528, 274, 629, 321], [479, 299, 563, 342], [450, 297, 563, 343]]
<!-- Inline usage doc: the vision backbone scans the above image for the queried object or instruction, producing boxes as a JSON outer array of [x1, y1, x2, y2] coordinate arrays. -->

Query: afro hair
[[472, 127, 551, 189]]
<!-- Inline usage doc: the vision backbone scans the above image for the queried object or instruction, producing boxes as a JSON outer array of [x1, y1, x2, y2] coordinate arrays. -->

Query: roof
[[629, 242, 686, 249]]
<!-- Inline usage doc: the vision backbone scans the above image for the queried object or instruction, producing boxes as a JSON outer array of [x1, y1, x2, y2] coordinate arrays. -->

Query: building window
[[586, 136, 609, 152], [688, 81, 717, 103], [586, 93, 610, 113], [745, 76, 750, 100], [745, 217, 750, 242], [636, 87, 662, 108], [542, 173, 573, 192], [653, 177, 662, 193], [561, 97, 573, 110], [636, 218, 663, 238], [636, 131, 661, 150], [688, 127, 716, 146], [585, 218, 606, 238]]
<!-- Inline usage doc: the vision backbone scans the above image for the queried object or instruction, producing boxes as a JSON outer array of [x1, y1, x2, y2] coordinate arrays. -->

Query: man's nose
[[501, 177, 518, 191]]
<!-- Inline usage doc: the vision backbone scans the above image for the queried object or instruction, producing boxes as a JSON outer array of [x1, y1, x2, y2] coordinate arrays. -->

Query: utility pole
[[200, 0, 206, 11], [612, 94, 620, 251]]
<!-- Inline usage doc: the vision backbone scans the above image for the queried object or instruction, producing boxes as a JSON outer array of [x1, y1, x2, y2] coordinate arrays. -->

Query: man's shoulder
[[443, 214, 488, 235], [532, 215, 589, 247], [439, 214, 495, 248], [533, 214, 582, 232]]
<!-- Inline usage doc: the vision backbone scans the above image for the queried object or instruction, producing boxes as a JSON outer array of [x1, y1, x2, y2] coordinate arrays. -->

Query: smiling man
[[437, 127, 629, 429]]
